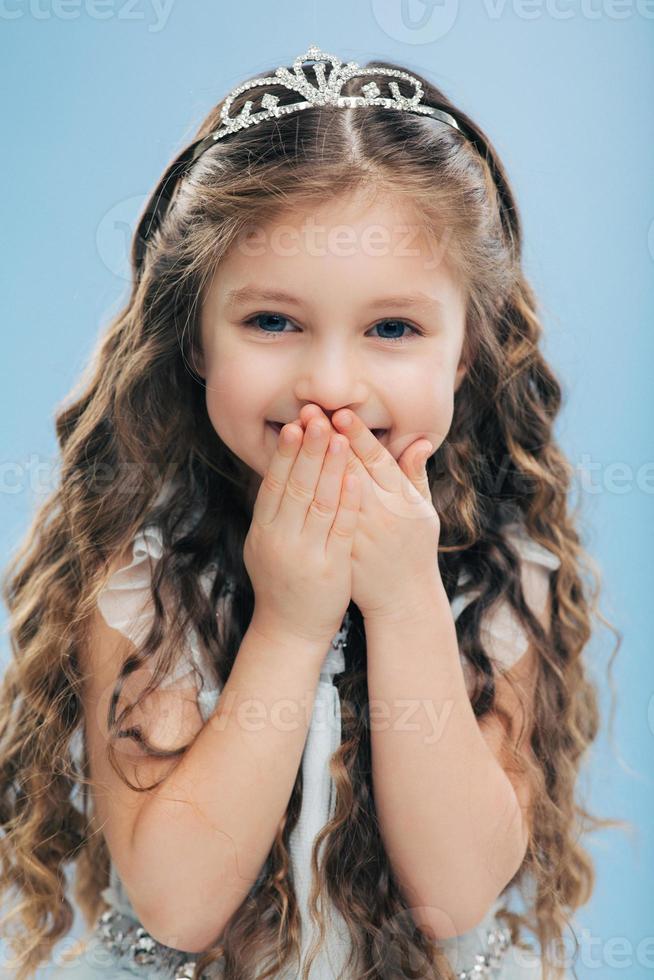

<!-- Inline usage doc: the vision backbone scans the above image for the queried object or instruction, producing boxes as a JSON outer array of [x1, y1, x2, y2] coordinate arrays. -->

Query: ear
[[454, 356, 467, 393], [192, 342, 206, 380]]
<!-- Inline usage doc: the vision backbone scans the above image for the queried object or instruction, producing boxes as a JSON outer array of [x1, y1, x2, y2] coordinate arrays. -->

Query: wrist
[[362, 574, 447, 629], [249, 610, 333, 657]]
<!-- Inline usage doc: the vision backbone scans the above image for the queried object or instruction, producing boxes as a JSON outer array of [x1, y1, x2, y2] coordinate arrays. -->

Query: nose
[[295, 353, 369, 421]]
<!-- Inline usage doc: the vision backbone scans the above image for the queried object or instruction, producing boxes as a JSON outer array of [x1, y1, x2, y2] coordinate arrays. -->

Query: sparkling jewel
[[211, 42, 462, 142], [92, 905, 511, 977]]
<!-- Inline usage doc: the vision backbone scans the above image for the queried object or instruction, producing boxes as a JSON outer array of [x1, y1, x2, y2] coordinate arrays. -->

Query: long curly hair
[[0, 54, 628, 980]]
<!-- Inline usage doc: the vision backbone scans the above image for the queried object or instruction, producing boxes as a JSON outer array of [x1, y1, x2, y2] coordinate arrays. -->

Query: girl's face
[[197, 191, 468, 507]]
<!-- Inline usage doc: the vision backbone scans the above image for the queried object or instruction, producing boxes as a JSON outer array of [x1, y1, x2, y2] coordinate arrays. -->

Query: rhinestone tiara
[[134, 43, 469, 268], [211, 42, 463, 141]]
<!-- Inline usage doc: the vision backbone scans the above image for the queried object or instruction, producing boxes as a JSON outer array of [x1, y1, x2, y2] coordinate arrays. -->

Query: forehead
[[204, 190, 465, 315]]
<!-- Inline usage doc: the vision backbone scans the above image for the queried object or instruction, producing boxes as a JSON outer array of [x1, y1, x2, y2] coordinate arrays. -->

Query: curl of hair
[[0, 57, 630, 980]]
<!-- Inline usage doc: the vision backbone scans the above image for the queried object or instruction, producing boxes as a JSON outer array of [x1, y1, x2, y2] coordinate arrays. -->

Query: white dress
[[63, 499, 562, 980]]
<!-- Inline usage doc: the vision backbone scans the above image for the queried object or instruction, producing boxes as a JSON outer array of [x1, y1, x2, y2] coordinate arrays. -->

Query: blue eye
[[242, 312, 422, 346]]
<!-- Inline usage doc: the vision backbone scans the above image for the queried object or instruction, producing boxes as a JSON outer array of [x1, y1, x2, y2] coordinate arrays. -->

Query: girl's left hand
[[298, 406, 442, 624]]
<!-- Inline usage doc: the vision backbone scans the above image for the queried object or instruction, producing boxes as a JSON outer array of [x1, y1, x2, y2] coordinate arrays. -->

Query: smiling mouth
[[267, 421, 389, 442]]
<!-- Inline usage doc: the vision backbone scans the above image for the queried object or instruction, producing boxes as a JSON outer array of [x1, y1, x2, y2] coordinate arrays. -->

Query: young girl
[[0, 42, 623, 980]]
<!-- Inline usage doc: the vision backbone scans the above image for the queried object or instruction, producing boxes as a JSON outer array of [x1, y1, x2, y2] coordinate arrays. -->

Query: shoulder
[[451, 520, 560, 677], [94, 522, 226, 722], [96, 525, 166, 646]]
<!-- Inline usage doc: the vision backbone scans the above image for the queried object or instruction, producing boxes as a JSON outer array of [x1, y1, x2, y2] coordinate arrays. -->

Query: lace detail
[[96, 520, 234, 724], [452, 521, 560, 682]]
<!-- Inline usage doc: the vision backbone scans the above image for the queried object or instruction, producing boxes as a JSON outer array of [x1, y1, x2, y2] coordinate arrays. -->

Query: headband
[[133, 42, 485, 274]]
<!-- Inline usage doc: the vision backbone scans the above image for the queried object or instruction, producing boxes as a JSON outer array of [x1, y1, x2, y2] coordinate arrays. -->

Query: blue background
[[1, 1, 652, 976]]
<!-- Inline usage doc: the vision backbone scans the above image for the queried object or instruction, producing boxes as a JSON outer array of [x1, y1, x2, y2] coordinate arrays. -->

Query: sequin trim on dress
[[93, 905, 512, 978], [94, 907, 214, 978], [452, 922, 513, 978]]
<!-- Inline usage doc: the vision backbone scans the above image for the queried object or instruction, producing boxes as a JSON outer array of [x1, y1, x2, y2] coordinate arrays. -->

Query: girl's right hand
[[243, 417, 361, 648]]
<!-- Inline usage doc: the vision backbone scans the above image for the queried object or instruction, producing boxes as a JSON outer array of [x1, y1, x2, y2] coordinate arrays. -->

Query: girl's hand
[[243, 416, 361, 648], [298, 406, 441, 625]]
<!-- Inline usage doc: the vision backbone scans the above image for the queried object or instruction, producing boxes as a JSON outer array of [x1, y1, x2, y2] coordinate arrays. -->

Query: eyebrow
[[224, 285, 445, 312]]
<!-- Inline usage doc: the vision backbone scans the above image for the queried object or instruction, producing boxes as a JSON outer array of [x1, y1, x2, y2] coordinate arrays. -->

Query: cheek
[[203, 362, 252, 437], [204, 346, 271, 405], [432, 395, 455, 447], [400, 378, 454, 423], [395, 381, 455, 452]]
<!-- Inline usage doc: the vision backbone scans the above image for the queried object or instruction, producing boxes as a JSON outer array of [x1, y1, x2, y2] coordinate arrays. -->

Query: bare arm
[[127, 616, 329, 952], [365, 580, 526, 941]]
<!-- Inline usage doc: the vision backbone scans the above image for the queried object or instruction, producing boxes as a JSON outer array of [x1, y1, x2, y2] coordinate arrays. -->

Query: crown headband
[[212, 42, 462, 139], [134, 43, 473, 273]]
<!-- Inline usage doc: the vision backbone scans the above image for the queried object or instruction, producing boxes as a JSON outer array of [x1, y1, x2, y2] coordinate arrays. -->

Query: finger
[[298, 404, 328, 431], [345, 443, 372, 502], [331, 410, 393, 489], [252, 422, 305, 526], [277, 417, 333, 533], [326, 466, 361, 557], [297, 413, 377, 504], [400, 442, 434, 503], [295, 406, 372, 511], [303, 431, 350, 545]]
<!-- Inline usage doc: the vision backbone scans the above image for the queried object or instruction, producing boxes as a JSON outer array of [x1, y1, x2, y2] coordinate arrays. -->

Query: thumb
[[400, 441, 433, 502]]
